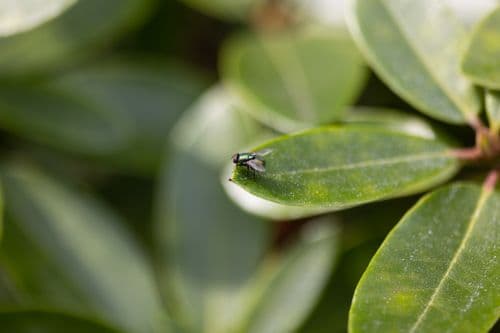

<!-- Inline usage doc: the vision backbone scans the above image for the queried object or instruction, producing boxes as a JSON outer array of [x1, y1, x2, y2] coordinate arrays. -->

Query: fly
[[231, 149, 272, 174]]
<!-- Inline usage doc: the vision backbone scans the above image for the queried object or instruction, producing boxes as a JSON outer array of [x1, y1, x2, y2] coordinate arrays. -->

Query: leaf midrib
[[269, 151, 451, 177], [379, 0, 472, 122], [408, 185, 493, 332]]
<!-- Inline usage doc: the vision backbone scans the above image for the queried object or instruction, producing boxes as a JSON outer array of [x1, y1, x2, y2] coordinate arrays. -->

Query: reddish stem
[[468, 116, 488, 133], [450, 147, 483, 160], [483, 169, 499, 192]]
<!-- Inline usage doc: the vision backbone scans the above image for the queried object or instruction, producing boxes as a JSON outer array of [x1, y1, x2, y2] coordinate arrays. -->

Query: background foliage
[[0, 0, 498, 332]]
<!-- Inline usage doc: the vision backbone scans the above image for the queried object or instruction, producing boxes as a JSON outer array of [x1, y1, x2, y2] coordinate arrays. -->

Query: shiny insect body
[[232, 149, 271, 174]]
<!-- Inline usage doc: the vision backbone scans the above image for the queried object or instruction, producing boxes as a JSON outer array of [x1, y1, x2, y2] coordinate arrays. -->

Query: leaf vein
[[270, 151, 450, 177], [408, 187, 492, 332]]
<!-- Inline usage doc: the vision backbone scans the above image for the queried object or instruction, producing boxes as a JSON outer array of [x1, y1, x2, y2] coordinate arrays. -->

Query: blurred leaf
[[350, 183, 500, 332], [485, 90, 500, 134], [0, 309, 120, 333], [0, 59, 208, 174], [0, 163, 167, 333], [444, 0, 499, 28], [299, 238, 379, 333], [221, 27, 367, 132], [346, 0, 480, 124], [156, 82, 275, 332], [242, 220, 339, 333], [0, 0, 153, 77], [0, 85, 129, 155], [171, 84, 266, 169], [179, 0, 258, 21], [51, 58, 208, 173], [462, 6, 500, 90], [231, 126, 460, 209], [0, 0, 76, 37], [285, 0, 348, 28], [344, 107, 447, 140]]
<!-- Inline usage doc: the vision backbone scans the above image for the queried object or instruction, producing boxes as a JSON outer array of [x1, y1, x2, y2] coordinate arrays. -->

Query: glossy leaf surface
[[462, 6, 500, 89], [350, 183, 500, 332], [221, 28, 366, 131], [224, 107, 443, 221], [0, 310, 120, 333], [231, 126, 459, 208], [0, 0, 152, 77], [0, 163, 166, 333], [347, 0, 480, 124], [0, 0, 76, 36]]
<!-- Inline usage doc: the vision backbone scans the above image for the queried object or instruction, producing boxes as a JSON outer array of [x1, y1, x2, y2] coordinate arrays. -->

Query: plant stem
[[450, 147, 483, 160], [483, 169, 499, 192]]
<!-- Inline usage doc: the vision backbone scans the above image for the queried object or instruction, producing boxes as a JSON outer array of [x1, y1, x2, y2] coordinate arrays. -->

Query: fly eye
[[232, 154, 239, 163]]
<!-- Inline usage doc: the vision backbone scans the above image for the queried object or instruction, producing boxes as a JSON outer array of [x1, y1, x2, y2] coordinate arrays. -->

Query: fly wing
[[247, 159, 266, 172], [257, 148, 272, 157]]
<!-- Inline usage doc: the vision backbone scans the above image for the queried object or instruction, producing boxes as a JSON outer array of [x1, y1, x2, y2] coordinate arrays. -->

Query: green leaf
[[462, 6, 500, 90], [485, 90, 500, 134], [242, 219, 339, 333], [52, 59, 207, 173], [0, 309, 120, 333], [0, 59, 207, 174], [224, 108, 447, 221], [346, 0, 480, 124], [0, 0, 76, 37], [0, 85, 129, 155], [0, 163, 167, 333], [179, 0, 256, 21], [0, 0, 153, 77], [221, 27, 367, 131], [231, 126, 460, 208], [349, 183, 500, 332]]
